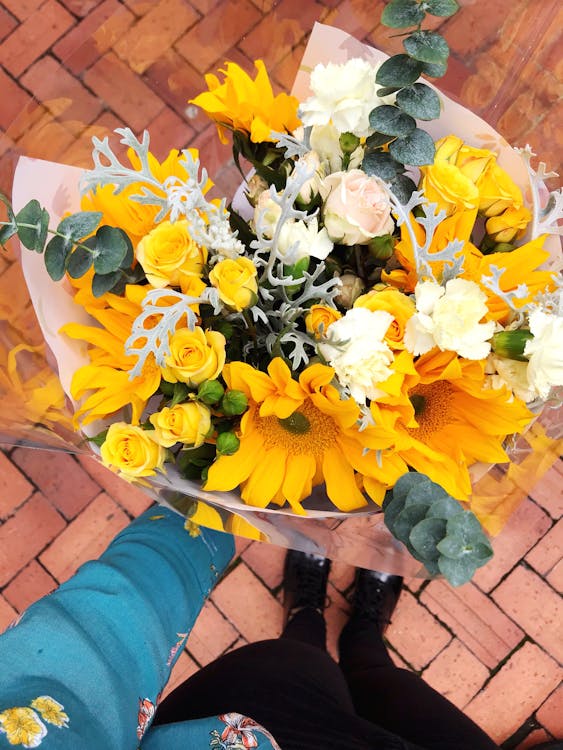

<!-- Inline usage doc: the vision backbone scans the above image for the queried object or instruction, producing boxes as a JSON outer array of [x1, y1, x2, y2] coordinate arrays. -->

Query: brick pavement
[[0, 0, 562, 746]]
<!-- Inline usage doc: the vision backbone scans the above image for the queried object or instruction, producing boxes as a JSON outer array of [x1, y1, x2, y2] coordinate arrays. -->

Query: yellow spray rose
[[486, 205, 532, 243], [149, 401, 211, 448], [136, 220, 207, 290], [476, 160, 525, 216], [420, 161, 480, 216], [305, 304, 342, 338], [100, 422, 166, 479], [209, 257, 258, 311], [162, 326, 226, 385], [354, 287, 415, 350]]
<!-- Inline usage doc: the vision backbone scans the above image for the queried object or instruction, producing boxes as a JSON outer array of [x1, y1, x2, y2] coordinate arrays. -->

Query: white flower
[[309, 124, 364, 173], [523, 310, 563, 399], [488, 354, 538, 403], [297, 151, 325, 203], [253, 190, 281, 238], [300, 58, 395, 137], [319, 307, 395, 404], [405, 279, 494, 360], [276, 218, 333, 264]]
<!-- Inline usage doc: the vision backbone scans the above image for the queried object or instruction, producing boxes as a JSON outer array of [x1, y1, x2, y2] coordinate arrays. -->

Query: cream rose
[[253, 190, 281, 237], [162, 326, 226, 385], [276, 218, 333, 264], [524, 310, 563, 399], [150, 402, 211, 448], [100, 422, 166, 479], [320, 169, 394, 245], [136, 220, 207, 289], [209, 257, 258, 312]]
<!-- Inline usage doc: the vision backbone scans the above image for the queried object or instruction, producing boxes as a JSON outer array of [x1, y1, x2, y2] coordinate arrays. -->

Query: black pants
[[154, 608, 498, 750]]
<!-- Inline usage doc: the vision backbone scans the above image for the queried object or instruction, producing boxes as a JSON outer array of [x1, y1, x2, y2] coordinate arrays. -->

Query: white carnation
[[309, 124, 364, 173], [276, 218, 333, 264], [524, 310, 563, 399], [488, 354, 539, 403], [319, 307, 394, 404]]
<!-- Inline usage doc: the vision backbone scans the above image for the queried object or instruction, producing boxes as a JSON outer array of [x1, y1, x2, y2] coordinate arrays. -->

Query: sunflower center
[[257, 399, 338, 456], [408, 381, 455, 440]]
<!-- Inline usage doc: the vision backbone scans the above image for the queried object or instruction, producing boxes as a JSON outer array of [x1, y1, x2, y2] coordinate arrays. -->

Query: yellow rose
[[354, 287, 415, 350], [209, 257, 258, 311], [434, 134, 464, 163], [486, 205, 532, 243], [136, 220, 207, 289], [149, 401, 211, 448], [305, 304, 342, 338], [420, 161, 480, 216], [476, 161, 524, 216], [100, 422, 166, 479], [162, 326, 226, 385]]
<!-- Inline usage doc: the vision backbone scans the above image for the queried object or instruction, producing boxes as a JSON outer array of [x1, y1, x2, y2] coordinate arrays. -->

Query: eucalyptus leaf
[[409, 517, 447, 560], [393, 472, 433, 503], [404, 481, 447, 508], [389, 128, 435, 166], [446, 510, 485, 541], [396, 83, 441, 120], [57, 211, 102, 241], [438, 555, 476, 587], [0, 194, 17, 247], [436, 534, 468, 560], [376, 86, 401, 97], [425, 0, 459, 17], [93, 225, 129, 274], [365, 131, 396, 149], [390, 174, 418, 204], [362, 152, 404, 181], [66, 245, 94, 278], [15, 200, 49, 252], [44, 235, 71, 281], [420, 60, 448, 78], [404, 30, 450, 64], [376, 54, 423, 87], [120, 232, 134, 269], [92, 270, 122, 297], [426, 495, 463, 520], [370, 105, 416, 137], [381, 0, 425, 28], [393, 504, 430, 545]]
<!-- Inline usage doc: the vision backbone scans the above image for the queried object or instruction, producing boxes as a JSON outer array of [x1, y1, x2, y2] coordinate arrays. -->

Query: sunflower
[[204, 358, 400, 513], [190, 60, 301, 144], [371, 349, 534, 500]]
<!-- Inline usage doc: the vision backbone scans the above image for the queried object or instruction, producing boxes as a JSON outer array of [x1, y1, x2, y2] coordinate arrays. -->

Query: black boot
[[282, 549, 331, 623], [349, 568, 403, 634]]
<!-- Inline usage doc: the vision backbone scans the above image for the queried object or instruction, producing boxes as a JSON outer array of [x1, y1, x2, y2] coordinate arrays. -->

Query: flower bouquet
[[2, 1, 562, 585]]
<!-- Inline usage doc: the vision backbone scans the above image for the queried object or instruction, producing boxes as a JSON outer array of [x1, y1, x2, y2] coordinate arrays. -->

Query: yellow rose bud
[[434, 134, 464, 164], [209, 257, 258, 312], [149, 401, 211, 448], [420, 162, 480, 216], [100, 422, 166, 479], [305, 304, 342, 339], [354, 287, 415, 350], [454, 143, 495, 183], [476, 161, 525, 216], [162, 326, 226, 385], [486, 205, 532, 243], [136, 220, 207, 289]]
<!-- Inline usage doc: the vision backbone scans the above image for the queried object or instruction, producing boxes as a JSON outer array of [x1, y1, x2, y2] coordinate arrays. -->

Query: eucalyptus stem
[[0, 221, 95, 255]]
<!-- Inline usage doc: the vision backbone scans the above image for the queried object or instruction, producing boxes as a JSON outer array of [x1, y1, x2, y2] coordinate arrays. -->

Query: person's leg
[[339, 569, 498, 750]]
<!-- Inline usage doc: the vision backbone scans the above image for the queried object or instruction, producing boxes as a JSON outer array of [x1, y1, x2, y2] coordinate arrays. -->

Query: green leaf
[[396, 83, 441, 120], [88, 429, 108, 448], [57, 211, 102, 241], [436, 534, 468, 560], [365, 131, 396, 149], [425, 0, 459, 17], [93, 225, 129, 275], [393, 472, 433, 503], [376, 54, 423, 87], [381, 0, 425, 28], [426, 495, 463, 520], [15, 200, 50, 252], [170, 382, 191, 408], [362, 152, 404, 181], [66, 245, 94, 278], [389, 128, 435, 166], [420, 59, 448, 78], [404, 480, 448, 508], [44, 235, 71, 281], [438, 555, 477, 587], [119, 232, 134, 269], [409, 517, 447, 560], [92, 270, 122, 297], [376, 86, 401, 97], [390, 174, 418, 204], [393, 504, 430, 545], [404, 30, 450, 64], [0, 193, 18, 247], [369, 105, 416, 137], [447, 510, 485, 540], [159, 380, 175, 396]]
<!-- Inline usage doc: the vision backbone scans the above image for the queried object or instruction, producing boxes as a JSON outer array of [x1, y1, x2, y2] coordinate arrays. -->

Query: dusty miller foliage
[[517, 146, 563, 240]]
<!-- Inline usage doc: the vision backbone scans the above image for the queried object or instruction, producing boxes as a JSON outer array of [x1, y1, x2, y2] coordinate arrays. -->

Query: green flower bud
[[367, 234, 394, 261], [216, 431, 240, 455], [339, 132, 361, 155], [492, 242, 515, 254], [221, 390, 248, 416], [197, 379, 225, 405], [492, 330, 533, 361]]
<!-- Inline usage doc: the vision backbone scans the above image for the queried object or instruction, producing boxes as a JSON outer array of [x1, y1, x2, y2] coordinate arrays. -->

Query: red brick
[[492, 565, 563, 664], [0, 7, 17, 42], [536, 684, 563, 738], [472, 498, 552, 592], [1, 0, 43, 21], [20, 55, 104, 126], [0, 262, 32, 321], [0, 492, 66, 586], [526, 518, 562, 576], [420, 580, 524, 669], [422, 639, 490, 709], [15, 108, 78, 162], [189, 0, 221, 12], [328, 559, 355, 594], [0, 452, 33, 519], [0, 0, 75, 77], [241, 539, 285, 589], [11, 448, 101, 520], [114, 0, 198, 74], [386, 590, 451, 670], [0, 68, 32, 131], [465, 643, 561, 743], [189, 124, 233, 183], [53, 0, 136, 75], [144, 106, 195, 160], [547, 558, 563, 594], [187, 599, 239, 666], [84, 52, 165, 131], [322, 0, 381, 39], [162, 649, 199, 698], [271, 39, 306, 93], [39, 492, 129, 582], [77, 454, 153, 517], [529, 462, 563, 520], [211, 562, 283, 642], [2, 560, 57, 612], [176, 0, 262, 74], [59, 0, 102, 15], [234, 536, 253, 557], [517, 729, 553, 750], [0, 595, 18, 633]]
